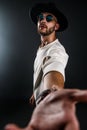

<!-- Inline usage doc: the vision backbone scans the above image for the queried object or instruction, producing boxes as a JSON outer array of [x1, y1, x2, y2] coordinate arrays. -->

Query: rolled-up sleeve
[[42, 47, 69, 81]]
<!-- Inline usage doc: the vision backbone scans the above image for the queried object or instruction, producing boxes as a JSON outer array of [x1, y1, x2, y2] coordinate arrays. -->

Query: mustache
[[39, 23, 47, 28]]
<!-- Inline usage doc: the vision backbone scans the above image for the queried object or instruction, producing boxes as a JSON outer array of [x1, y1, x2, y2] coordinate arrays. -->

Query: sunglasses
[[37, 14, 56, 22]]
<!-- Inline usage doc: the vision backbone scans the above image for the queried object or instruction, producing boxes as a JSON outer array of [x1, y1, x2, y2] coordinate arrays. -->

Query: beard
[[38, 26, 55, 36]]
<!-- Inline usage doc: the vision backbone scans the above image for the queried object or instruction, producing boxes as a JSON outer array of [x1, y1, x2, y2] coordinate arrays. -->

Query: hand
[[29, 94, 35, 105]]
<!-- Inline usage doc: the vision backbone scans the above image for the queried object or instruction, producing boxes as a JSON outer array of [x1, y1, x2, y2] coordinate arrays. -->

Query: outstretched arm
[[44, 71, 64, 90]]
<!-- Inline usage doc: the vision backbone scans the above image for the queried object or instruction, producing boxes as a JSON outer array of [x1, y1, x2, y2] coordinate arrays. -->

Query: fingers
[[29, 95, 35, 105], [4, 124, 22, 130]]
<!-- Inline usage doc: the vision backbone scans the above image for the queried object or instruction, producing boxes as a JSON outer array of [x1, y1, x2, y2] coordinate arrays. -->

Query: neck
[[40, 33, 57, 47]]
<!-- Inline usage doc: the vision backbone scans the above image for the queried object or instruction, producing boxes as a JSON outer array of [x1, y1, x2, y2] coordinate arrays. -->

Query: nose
[[40, 20, 46, 23], [40, 17, 47, 23]]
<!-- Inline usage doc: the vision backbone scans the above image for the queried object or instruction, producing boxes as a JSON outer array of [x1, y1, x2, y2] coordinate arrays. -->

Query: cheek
[[48, 23, 56, 29], [49, 22, 56, 26]]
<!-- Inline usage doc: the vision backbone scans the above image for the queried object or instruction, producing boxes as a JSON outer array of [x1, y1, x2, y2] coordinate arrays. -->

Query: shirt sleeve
[[42, 47, 69, 81]]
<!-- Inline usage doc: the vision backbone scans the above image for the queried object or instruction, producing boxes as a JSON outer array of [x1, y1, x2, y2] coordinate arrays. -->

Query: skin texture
[[4, 89, 87, 130]]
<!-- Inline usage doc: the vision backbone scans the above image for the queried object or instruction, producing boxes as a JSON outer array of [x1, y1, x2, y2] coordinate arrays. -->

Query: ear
[[55, 23, 60, 31]]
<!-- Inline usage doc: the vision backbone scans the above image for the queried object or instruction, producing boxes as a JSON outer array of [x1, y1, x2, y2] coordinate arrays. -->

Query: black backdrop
[[0, 0, 87, 130]]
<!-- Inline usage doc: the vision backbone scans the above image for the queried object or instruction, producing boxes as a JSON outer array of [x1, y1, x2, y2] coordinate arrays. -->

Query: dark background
[[0, 0, 87, 130]]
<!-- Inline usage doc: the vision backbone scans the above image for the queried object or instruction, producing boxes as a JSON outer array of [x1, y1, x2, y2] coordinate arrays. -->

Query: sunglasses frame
[[37, 13, 57, 22]]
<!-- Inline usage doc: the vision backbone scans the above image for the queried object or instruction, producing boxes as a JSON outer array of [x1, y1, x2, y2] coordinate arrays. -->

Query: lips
[[39, 24, 47, 29]]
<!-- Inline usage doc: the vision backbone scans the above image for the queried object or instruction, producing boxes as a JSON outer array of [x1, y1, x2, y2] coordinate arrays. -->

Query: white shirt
[[33, 39, 69, 100]]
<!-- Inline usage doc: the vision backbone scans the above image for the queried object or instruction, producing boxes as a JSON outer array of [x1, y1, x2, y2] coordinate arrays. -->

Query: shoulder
[[48, 39, 68, 56]]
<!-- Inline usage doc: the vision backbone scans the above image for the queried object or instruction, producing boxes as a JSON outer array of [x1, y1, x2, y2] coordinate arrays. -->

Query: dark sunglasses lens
[[46, 15, 53, 22], [38, 14, 44, 21]]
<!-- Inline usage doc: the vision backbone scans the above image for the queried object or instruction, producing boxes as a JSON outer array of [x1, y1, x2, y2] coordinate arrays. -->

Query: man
[[29, 2, 69, 105], [5, 88, 87, 130], [4, 2, 69, 130]]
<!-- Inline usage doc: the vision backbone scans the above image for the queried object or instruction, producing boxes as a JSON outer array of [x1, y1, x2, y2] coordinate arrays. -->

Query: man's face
[[37, 12, 60, 36]]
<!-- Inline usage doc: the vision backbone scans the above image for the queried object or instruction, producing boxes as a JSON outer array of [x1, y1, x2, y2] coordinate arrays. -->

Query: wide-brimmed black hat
[[29, 2, 68, 32]]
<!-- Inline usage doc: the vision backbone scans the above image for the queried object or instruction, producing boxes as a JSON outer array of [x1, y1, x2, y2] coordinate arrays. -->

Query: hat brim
[[29, 2, 68, 32]]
